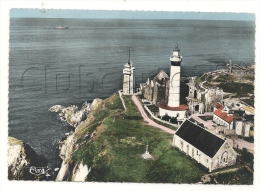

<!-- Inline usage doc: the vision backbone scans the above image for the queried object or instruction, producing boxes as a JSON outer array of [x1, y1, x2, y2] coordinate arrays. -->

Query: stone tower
[[122, 49, 135, 95], [188, 77, 196, 98], [228, 58, 232, 74], [168, 43, 182, 107]]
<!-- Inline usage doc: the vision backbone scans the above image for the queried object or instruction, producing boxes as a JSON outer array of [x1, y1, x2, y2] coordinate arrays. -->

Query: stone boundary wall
[[143, 104, 178, 128]]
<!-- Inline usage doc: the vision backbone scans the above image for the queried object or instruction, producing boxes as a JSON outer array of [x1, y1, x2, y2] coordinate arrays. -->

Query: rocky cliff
[[50, 101, 90, 128], [54, 98, 104, 181], [8, 137, 47, 180]]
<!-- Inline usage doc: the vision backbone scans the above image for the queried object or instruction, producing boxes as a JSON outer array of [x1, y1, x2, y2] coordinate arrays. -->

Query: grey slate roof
[[175, 119, 225, 158]]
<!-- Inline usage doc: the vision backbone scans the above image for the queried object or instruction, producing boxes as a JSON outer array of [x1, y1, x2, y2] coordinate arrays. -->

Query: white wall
[[235, 121, 243, 135], [211, 143, 237, 171], [213, 114, 233, 130], [168, 66, 180, 107], [173, 135, 212, 171], [173, 135, 237, 172], [244, 123, 250, 137]]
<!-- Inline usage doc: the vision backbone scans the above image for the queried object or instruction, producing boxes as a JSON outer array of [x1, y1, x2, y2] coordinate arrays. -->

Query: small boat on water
[[53, 26, 69, 29]]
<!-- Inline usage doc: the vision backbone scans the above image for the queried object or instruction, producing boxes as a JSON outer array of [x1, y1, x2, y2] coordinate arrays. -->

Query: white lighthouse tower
[[168, 43, 182, 107], [122, 49, 135, 95], [159, 43, 188, 121]]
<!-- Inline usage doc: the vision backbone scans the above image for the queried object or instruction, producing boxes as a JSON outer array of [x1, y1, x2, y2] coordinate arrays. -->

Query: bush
[[240, 148, 254, 169], [209, 167, 253, 185], [218, 82, 254, 97]]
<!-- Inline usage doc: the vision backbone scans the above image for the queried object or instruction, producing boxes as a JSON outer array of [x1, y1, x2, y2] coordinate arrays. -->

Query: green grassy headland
[[71, 93, 207, 182]]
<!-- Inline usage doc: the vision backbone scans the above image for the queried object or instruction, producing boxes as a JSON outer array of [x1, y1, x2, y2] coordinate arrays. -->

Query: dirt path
[[118, 90, 127, 111], [235, 139, 254, 153], [131, 95, 175, 135]]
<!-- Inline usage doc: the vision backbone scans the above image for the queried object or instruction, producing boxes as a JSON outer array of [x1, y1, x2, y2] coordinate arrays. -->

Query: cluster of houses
[[213, 102, 253, 137], [170, 98, 253, 172], [122, 45, 254, 173]]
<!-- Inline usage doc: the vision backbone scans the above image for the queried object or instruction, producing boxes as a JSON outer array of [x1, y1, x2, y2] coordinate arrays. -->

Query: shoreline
[[51, 99, 102, 181]]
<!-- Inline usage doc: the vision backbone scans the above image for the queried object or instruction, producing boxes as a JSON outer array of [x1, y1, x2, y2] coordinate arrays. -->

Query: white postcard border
[[1, 1, 259, 191]]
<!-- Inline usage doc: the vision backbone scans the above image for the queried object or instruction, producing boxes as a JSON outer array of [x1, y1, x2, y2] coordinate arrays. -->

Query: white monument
[[141, 145, 153, 159]]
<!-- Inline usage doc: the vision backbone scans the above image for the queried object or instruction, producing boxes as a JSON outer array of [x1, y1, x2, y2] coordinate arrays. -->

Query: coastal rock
[[55, 161, 70, 181], [8, 136, 47, 180], [59, 134, 76, 161], [51, 103, 90, 128], [56, 134, 77, 181], [72, 162, 91, 182], [49, 105, 65, 112], [70, 110, 86, 126], [8, 137, 28, 180], [54, 99, 103, 181], [56, 160, 91, 182], [89, 98, 103, 111]]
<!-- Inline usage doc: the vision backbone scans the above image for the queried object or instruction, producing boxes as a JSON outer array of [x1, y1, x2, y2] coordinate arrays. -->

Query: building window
[[197, 150, 199, 155], [221, 151, 228, 164], [180, 141, 183, 151]]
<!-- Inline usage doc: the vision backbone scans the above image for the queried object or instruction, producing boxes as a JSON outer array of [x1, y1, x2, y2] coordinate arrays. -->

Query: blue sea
[[9, 18, 255, 171]]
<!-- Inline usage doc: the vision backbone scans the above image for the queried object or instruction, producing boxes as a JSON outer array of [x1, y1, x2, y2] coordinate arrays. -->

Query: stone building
[[213, 109, 234, 130], [186, 77, 204, 114], [199, 87, 223, 112], [233, 115, 251, 137], [213, 102, 251, 137], [140, 70, 169, 105], [173, 119, 237, 172], [186, 80, 223, 113]]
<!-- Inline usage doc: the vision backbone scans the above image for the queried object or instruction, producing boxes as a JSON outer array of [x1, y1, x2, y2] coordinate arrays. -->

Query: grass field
[[71, 93, 207, 183]]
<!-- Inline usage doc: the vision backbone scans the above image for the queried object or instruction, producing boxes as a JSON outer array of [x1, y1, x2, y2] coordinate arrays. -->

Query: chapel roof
[[175, 119, 225, 158]]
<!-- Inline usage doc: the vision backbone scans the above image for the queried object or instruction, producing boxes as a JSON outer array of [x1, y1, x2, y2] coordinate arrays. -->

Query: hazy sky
[[10, 9, 255, 21]]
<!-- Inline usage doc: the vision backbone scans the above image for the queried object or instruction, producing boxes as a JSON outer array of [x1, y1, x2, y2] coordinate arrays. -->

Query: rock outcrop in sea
[[50, 102, 91, 127]]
